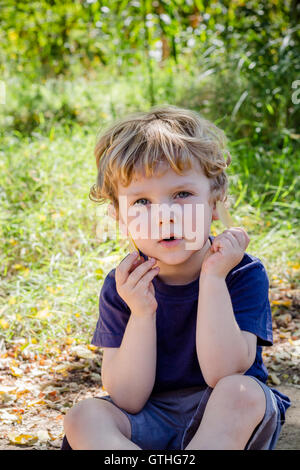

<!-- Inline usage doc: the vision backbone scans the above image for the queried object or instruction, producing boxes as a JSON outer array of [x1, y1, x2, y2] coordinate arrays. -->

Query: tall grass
[[0, 62, 299, 350]]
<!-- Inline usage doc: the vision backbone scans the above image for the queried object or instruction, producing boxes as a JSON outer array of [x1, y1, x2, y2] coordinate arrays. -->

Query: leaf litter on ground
[[0, 279, 299, 449]]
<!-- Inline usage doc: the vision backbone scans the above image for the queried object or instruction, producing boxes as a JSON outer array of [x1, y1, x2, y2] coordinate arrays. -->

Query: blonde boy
[[62, 105, 290, 450]]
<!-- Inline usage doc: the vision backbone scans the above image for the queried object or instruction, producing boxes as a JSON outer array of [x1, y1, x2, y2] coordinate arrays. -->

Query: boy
[[61, 105, 290, 450]]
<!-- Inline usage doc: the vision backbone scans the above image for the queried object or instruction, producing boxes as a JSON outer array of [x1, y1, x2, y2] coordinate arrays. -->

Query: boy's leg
[[64, 397, 142, 450], [184, 374, 266, 450]]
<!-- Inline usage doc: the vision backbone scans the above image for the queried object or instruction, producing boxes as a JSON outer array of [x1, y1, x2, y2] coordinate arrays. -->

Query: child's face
[[111, 162, 219, 267]]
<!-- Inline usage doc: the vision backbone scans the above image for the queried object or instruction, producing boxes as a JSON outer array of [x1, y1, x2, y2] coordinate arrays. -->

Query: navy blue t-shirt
[[92, 235, 291, 422]]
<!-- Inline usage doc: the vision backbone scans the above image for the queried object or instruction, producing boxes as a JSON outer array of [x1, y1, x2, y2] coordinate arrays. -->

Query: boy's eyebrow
[[128, 182, 200, 197]]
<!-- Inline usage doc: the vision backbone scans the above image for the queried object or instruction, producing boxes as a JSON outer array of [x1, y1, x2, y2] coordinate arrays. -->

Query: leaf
[[0, 385, 17, 393], [128, 230, 141, 259], [90, 372, 101, 383], [216, 201, 235, 228], [275, 313, 292, 327], [95, 267, 104, 279], [0, 389, 16, 404], [8, 432, 38, 446], [64, 337, 75, 345], [0, 319, 9, 329], [27, 398, 46, 407], [287, 262, 300, 270], [36, 430, 50, 443], [269, 373, 281, 385], [9, 365, 23, 377], [12, 264, 25, 270], [271, 299, 292, 307], [36, 308, 53, 319], [0, 410, 19, 423], [70, 344, 97, 360]]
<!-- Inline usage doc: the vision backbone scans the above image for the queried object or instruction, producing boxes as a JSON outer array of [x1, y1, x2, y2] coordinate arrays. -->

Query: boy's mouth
[[158, 236, 183, 248], [158, 233, 182, 241]]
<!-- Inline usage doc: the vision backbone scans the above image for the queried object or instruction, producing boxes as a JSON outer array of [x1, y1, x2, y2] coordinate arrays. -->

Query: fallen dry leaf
[[70, 345, 97, 360], [36, 430, 50, 443], [8, 432, 38, 446], [269, 372, 281, 385]]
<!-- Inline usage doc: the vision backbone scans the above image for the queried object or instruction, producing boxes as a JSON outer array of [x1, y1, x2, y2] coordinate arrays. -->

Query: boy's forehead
[[118, 165, 209, 196]]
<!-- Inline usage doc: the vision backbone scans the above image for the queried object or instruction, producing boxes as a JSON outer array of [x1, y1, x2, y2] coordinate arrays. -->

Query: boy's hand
[[201, 228, 250, 279], [115, 253, 160, 317]]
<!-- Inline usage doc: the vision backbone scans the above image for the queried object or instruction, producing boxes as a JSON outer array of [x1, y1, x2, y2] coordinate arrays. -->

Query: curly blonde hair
[[89, 105, 231, 219]]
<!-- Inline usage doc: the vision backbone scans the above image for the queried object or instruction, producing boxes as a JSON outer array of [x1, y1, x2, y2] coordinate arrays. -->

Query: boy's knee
[[64, 398, 98, 433], [213, 374, 266, 420]]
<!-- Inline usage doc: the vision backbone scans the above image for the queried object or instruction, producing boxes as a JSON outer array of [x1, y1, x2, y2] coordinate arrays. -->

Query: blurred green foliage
[[0, 0, 299, 346], [1, 1, 299, 211], [1, 0, 299, 137]]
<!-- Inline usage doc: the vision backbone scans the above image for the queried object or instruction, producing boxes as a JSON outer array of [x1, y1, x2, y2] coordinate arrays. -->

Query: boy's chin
[[157, 247, 201, 263]]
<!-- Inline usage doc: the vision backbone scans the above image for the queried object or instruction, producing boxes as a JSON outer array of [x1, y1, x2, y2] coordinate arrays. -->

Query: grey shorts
[[97, 376, 282, 450]]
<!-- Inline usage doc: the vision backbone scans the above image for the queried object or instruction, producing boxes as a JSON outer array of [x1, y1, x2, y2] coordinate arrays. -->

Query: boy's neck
[[155, 237, 211, 286]]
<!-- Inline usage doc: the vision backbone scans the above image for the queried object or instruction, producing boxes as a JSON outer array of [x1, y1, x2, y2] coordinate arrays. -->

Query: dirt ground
[[275, 385, 300, 450], [0, 345, 299, 451], [0, 286, 299, 450], [0, 381, 299, 451]]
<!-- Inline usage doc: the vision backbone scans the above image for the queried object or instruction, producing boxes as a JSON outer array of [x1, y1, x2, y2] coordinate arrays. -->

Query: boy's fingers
[[129, 255, 145, 273], [240, 229, 250, 248], [135, 266, 160, 288], [212, 236, 232, 251], [235, 228, 249, 249], [223, 228, 249, 249], [116, 252, 139, 283], [127, 258, 156, 288], [222, 232, 239, 249]]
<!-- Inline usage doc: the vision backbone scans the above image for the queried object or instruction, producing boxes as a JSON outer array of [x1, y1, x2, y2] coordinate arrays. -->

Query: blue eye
[[176, 191, 191, 199], [133, 198, 149, 206], [133, 191, 192, 205]]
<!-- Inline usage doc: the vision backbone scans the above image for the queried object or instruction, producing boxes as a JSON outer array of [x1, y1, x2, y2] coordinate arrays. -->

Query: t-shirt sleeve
[[91, 269, 131, 348], [226, 258, 273, 346]]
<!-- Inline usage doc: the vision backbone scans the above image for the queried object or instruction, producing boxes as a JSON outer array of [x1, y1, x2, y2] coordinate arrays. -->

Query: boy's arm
[[196, 272, 257, 388], [100, 253, 159, 414], [101, 310, 157, 414], [196, 228, 256, 388]]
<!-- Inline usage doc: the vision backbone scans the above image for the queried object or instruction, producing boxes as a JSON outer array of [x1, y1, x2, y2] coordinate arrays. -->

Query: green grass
[[0, 66, 299, 352]]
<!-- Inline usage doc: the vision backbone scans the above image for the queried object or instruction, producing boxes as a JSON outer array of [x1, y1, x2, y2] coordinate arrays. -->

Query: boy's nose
[[155, 203, 182, 223]]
